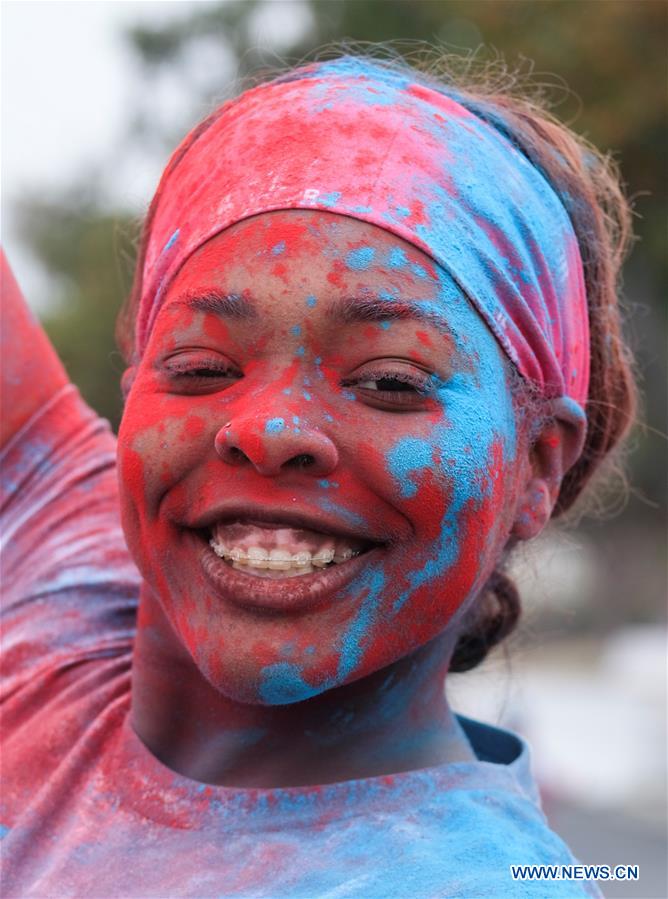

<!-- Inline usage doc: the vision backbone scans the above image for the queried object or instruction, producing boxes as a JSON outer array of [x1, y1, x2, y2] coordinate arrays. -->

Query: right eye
[[171, 364, 235, 379], [161, 353, 242, 393]]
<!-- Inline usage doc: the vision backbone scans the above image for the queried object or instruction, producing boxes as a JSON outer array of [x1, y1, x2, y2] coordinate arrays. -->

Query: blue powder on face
[[296, 346, 306, 357], [387, 247, 408, 269], [290, 325, 302, 336], [383, 268, 519, 615], [259, 663, 323, 704], [271, 241, 286, 255], [265, 418, 285, 434], [306, 295, 317, 308], [302, 391, 312, 401], [387, 438, 434, 498], [345, 246, 376, 271], [292, 416, 300, 425], [335, 567, 386, 682]]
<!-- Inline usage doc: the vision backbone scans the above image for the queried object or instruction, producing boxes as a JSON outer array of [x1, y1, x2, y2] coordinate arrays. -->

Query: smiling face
[[118, 210, 530, 705]]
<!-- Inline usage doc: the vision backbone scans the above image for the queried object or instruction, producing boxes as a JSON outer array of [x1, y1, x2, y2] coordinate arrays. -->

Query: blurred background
[[2, 1, 666, 895]]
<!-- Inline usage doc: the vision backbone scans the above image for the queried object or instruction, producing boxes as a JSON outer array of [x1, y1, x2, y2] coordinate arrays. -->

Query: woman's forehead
[[159, 210, 465, 334]]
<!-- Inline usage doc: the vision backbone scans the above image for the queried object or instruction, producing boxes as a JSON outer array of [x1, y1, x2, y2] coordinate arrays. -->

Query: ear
[[121, 367, 137, 400], [511, 398, 587, 541]]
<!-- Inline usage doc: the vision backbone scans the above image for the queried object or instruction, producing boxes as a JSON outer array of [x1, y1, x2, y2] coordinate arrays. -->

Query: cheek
[[347, 439, 516, 680], [117, 388, 212, 543], [332, 376, 520, 680]]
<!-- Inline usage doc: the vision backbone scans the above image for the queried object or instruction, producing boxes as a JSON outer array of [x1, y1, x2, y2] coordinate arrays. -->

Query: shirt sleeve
[[0, 385, 139, 696]]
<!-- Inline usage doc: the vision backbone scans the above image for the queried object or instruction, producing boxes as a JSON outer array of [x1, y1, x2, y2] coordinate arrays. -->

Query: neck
[[130, 588, 474, 788]]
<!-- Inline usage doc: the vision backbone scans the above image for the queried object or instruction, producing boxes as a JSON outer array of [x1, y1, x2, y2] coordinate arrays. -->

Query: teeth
[[293, 551, 311, 567], [312, 548, 335, 568], [335, 548, 354, 562], [268, 549, 292, 570], [208, 538, 360, 571], [247, 547, 269, 568]]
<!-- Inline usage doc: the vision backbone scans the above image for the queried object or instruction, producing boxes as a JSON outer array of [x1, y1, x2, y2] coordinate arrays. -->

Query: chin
[[186, 640, 345, 707]]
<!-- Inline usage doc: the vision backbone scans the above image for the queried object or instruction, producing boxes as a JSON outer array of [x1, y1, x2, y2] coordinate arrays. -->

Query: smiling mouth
[[207, 521, 369, 579]]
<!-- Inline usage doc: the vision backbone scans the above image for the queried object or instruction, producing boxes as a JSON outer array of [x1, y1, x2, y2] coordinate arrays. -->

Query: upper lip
[[188, 503, 387, 545]]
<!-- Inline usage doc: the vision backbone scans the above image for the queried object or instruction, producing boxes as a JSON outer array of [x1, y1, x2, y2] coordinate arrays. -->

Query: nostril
[[228, 447, 248, 463], [290, 453, 315, 469], [215, 421, 337, 476]]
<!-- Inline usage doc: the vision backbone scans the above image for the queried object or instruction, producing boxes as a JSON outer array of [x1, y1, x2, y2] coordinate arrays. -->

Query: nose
[[214, 416, 338, 477]]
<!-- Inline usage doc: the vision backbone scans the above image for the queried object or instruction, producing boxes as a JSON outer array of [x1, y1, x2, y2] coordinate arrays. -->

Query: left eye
[[355, 376, 421, 392], [343, 366, 437, 410]]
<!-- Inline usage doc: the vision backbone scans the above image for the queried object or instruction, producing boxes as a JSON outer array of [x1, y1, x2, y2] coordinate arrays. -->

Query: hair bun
[[449, 569, 521, 672]]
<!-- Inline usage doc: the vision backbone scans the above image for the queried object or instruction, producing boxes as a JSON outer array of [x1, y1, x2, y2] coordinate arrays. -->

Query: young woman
[[1, 55, 635, 897]]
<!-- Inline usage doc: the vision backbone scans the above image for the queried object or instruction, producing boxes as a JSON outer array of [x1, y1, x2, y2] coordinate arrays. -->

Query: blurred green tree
[[16, 191, 137, 430]]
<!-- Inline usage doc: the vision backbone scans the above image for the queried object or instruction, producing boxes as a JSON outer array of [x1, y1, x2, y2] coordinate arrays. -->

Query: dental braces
[[209, 540, 360, 568]]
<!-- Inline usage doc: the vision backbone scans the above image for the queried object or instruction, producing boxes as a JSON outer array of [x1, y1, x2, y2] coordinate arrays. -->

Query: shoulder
[[393, 717, 603, 897]]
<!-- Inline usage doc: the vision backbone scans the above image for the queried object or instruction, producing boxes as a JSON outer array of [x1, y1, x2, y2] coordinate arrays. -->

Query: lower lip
[[198, 539, 380, 613]]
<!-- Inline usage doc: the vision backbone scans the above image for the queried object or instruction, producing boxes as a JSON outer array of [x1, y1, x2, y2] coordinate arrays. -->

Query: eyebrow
[[171, 289, 452, 333], [327, 295, 453, 333], [172, 289, 257, 320]]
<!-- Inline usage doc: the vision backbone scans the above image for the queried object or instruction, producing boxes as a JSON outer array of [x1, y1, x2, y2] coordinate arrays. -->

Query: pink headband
[[138, 58, 589, 408]]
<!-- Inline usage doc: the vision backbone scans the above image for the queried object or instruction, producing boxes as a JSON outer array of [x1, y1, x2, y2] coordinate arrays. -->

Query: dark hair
[[116, 50, 637, 673]]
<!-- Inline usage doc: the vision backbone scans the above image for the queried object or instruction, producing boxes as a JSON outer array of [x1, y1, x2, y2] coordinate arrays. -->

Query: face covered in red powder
[[118, 211, 531, 705]]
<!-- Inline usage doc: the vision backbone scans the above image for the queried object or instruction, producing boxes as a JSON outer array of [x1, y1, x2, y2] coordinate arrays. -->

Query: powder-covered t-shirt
[[1, 386, 601, 898]]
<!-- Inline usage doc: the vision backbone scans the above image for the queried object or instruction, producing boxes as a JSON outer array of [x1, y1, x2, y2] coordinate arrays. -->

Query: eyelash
[[168, 363, 237, 378], [163, 358, 242, 391], [343, 369, 433, 396]]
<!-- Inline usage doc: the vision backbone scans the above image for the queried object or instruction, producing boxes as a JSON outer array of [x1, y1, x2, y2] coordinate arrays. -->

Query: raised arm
[[1, 250, 69, 447], [1, 247, 138, 698]]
